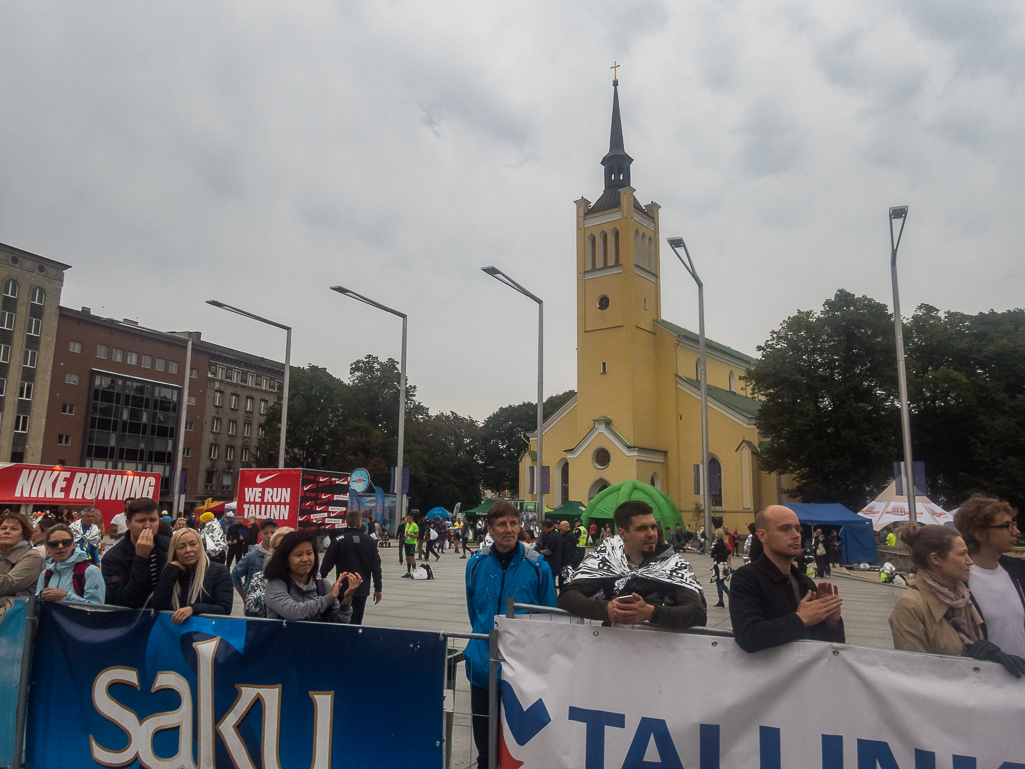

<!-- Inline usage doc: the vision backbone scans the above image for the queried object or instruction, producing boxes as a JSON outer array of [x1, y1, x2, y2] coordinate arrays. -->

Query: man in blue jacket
[[465, 501, 556, 769]]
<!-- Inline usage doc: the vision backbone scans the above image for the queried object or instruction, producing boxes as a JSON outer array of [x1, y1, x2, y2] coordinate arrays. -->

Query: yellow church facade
[[518, 80, 783, 531]]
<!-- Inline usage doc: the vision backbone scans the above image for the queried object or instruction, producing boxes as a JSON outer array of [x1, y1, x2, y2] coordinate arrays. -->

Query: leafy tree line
[[748, 289, 1025, 513], [253, 354, 574, 513]]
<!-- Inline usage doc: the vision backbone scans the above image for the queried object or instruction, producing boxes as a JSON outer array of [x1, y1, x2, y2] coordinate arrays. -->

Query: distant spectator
[[231, 518, 278, 601], [199, 512, 227, 565], [0, 512, 45, 599], [37, 524, 105, 604]]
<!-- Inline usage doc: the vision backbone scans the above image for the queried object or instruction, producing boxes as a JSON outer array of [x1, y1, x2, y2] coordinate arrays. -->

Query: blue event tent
[[782, 502, 879, 564], [425, 507, 451, 520]]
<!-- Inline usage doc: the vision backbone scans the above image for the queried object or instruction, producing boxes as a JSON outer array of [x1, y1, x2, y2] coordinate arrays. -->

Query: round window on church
[[597, 295, 610, 311], [593, 448, 611, 469]]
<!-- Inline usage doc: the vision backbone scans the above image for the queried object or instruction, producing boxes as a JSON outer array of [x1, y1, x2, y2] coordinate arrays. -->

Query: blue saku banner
[[26, 602, 446, 768]]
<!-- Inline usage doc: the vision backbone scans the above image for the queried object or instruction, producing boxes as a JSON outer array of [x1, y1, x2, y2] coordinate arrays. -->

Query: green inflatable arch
[[582, 480, 685, 534]]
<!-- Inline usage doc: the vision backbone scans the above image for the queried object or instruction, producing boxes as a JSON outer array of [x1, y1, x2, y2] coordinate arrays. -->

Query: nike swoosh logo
[[255, 473, 279, 483]]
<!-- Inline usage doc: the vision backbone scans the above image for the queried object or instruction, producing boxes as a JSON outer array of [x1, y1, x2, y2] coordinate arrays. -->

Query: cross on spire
[[611, 61, 620, 84]]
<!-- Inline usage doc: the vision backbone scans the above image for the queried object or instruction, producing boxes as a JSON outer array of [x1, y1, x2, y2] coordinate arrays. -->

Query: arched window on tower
[[587, 234, 596, 270], [634, 230, 641, 267], [598, 231, 608, 268], [647, 236, 655, 271], [611, 228, 620, 265]]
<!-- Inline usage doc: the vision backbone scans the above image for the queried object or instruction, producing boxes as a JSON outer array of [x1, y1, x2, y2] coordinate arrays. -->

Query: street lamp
[[206, 300, 291, 470], [666, 237, 712, 539], [888, 206, 917, 525], [482, 266, 544, 518], [330, 286, 407, 531]]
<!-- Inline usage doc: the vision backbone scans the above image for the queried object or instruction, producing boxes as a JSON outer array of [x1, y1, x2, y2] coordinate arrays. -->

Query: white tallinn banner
[[496, 617, 1025, 769]]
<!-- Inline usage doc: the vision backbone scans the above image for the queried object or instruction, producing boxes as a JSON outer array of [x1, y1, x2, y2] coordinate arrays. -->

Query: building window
[[61, 403, 75, 415], [246, 373, 255, 387], [185, 421, 194, 431], [26, 318, 40, 336], [243, 422, 252, 437], [155, 358, 165, 372], [182, 448, 191, 458], [587, 234, 596, 270], [140, 355, 151, 369], [14, 414, 29, 433], [213, 391, 223, 407], [58, 434, 72, 446], [0, 345, 10, 364], [209, 444, 219, 459], [598, 230, 608, 268], [729, 371, 737, 393], [225, 445, 235, 461], [2, 279, 17, 298], [188, 367, 196, 378], [593, 447, 611, 469], [0, 312, 14, 330], [18, 382, 33, 400], [217, 366, 225, 379], [258, 425, 265, 438], [561, 462, 569, 506], [221, 471, 233, 490], [227, 420, 237, 436], [709, 458, 723, 508], [597, 295, 609, 311], [97, 344, 108, 359], [30, 287, 44, 305], [21, 348, 34, 367], [187, 396, 196, 406], [259, 399, 268, 415], [241, 447, 250, 463], [610, 228, 620, 265], [261, 377, 269, 389], [0, 378, 5, 397], [69, 340, 82, 352], [600, 361, 607, 374], [229, 393, 239, 409], [205, 470, 215, 490], [112, 348, 123, 362], [168, 361, 179, 375], [65, 373, 79, 385], [232, 370, 240, 383], [245, 396, 253, 412], [126, 352, 138, 365], [212, 417, 222, 433]]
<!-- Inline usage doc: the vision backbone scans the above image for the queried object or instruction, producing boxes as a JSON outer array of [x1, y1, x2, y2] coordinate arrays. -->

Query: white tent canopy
[[858, 481, 952, 530]]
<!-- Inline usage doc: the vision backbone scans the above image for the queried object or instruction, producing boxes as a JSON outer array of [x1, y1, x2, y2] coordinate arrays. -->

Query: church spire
[[601, 76, 633, 192]]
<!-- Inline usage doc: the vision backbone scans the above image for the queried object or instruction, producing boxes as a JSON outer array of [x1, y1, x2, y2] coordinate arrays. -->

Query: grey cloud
[[736, 100, 804, 177]]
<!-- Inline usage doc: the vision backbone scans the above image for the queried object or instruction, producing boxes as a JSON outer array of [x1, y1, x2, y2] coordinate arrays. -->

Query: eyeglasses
[[47, 539, 75, 549], [988, 521, 1020, 532]]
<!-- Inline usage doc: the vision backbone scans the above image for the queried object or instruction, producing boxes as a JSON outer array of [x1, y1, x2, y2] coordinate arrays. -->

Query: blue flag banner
[[0, 598, 28, 768], [26, 602, 446, 768]]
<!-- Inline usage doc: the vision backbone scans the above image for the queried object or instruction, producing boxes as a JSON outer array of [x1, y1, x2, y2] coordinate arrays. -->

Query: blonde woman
[[151, 528, 234, 623]]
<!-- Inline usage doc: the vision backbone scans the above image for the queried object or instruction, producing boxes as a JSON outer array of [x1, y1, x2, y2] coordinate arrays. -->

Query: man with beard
[[558, 501, 706, 629]]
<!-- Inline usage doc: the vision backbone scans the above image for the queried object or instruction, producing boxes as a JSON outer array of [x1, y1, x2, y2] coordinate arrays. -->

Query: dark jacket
[[560, 530, 577, 569], [320, 526, 382, 596], [557, 543, 707, 630], [150, 561, 234, 615], [729, 552, 845, 653], [538, 529, 562, 573], [101, 533, 172, 608]]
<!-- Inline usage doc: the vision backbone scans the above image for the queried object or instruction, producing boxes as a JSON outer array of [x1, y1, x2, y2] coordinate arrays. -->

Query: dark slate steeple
[[589, 77, 645, 215]]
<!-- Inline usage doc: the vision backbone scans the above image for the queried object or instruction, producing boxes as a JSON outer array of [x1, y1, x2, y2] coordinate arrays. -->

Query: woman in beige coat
[[889, 522, 1025, 678], [0, 511, 46, 598]]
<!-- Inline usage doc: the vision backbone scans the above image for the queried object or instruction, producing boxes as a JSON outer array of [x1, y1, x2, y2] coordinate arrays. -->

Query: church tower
[[574, 77, 663, 450]]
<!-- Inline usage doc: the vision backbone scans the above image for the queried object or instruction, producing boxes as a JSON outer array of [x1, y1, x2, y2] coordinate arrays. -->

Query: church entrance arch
[[588, 478, 610, 502]]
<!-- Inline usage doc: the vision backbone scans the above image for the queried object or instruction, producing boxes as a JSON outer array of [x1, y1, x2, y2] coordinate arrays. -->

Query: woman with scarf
[[0, 512, 45, 598], [151, 527, 234, 623], [199, 512, 228, 565], [889, 523, 1025, 678]]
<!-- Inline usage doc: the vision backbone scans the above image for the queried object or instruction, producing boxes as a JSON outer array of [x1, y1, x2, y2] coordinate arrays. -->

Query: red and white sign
[[0, 464, 161, 527], [237, 468, 350, 530]]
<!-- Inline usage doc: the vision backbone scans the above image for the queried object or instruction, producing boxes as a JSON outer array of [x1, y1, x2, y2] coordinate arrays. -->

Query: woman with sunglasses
[[151, 528, 234, 623], [0, 511, 45, 598], [36, 524, 106, 604]]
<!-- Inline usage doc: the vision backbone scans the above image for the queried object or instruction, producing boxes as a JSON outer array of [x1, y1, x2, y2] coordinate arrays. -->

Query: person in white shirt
[[109, 511, 129, 542], [955, 494, 1025, 658]]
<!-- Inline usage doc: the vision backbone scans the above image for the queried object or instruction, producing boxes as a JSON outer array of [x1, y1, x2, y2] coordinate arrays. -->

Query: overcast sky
[[1, 1, 1022, 421]]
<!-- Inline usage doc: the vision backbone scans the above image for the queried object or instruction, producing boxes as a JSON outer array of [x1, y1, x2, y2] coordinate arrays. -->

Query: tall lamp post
[[330, 286, 407, 531], [206, 301, 291, 470], [171, 337, 193, 515], [888, 206, 917, 524], [666, 237, 711, 539], [482, 267, 544, 517]]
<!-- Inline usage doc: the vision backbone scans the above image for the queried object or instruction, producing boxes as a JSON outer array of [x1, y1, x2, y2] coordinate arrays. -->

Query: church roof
[[656, 319, 757, 366], [678, 377, 762, 420], [588, 79, 643, 216]]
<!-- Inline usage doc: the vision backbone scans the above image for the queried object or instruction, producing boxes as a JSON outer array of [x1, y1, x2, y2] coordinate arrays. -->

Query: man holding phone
[[558, 501, 706, 629], [729, 505, 845, 653]]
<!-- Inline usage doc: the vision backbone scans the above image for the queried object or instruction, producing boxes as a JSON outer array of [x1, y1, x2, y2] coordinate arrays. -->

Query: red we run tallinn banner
[[237, 468, 350, 530]]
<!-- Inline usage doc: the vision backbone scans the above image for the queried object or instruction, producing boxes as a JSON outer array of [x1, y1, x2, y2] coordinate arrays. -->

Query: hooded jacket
[[230, 543, 271, 591], [36, 548, 106, 604], [464, 542, 556, 688]]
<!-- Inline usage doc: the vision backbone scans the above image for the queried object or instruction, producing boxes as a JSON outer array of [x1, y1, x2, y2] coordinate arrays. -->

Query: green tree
[[254, 365, 347, 468], [747, 290, 900, 509], [406, 411, 483, 512], [479, 390, 576, 495]]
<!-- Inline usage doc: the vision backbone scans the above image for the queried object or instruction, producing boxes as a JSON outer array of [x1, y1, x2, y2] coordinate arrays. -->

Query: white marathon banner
[[496, 617, 1025, 769]]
